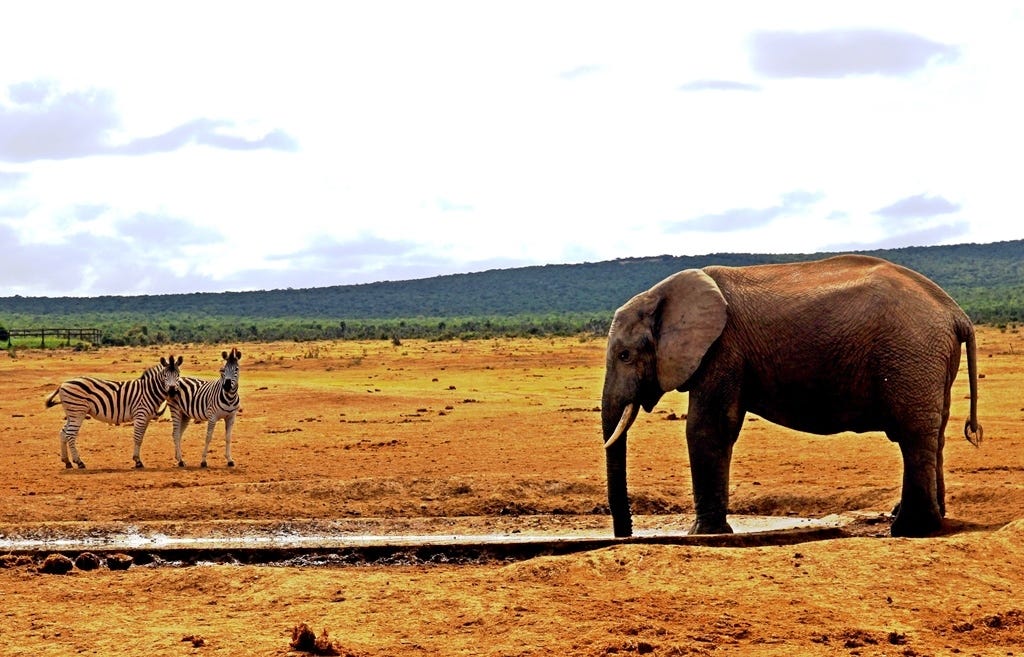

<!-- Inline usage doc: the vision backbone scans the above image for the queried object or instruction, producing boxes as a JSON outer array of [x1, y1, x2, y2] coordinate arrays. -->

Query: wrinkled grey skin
[[602, 255, 982, 538]]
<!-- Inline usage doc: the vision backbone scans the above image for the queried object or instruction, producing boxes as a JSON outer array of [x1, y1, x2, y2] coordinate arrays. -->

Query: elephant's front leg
[[685, 393, 744, 535]]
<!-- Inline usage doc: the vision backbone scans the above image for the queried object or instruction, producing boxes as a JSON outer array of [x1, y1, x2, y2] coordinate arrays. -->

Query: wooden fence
[[1, 328, 102, 347]]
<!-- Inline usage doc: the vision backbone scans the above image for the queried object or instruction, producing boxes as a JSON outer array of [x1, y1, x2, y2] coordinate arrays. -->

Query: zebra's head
[[160, 354, 184, 399], [220, 348, 242, 394]]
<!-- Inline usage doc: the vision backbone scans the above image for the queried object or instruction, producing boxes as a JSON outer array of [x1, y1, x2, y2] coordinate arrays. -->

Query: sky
[[1, 2, 1022, 297]]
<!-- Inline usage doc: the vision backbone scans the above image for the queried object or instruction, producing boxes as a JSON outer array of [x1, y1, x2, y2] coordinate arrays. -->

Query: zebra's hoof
[[76, 461, 86, 469], [227, 461, 235, 468], [200, 462, 208, 468], [177, 461, 185, 468], [64, 462, 73, 469], [134, 461, 144, 469]]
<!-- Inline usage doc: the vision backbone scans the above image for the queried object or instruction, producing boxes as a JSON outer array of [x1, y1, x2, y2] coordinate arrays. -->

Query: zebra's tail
[[44, 387, 62, 408]]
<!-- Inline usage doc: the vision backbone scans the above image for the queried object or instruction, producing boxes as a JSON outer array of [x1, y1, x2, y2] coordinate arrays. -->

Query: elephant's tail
[[958, 316, 983, 447]]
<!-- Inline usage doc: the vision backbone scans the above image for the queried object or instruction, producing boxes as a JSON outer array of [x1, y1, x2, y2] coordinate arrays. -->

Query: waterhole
[[0, 514, 860, 568]]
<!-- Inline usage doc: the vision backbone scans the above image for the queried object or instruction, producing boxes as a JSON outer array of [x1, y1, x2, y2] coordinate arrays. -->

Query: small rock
[[39, 554, 74, 575], [106, 553, 134, 571], [74, 552, 102, 571]]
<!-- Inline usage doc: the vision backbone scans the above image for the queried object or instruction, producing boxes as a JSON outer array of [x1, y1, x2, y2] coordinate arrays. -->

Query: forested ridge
[[2, 240, 1022, 345]]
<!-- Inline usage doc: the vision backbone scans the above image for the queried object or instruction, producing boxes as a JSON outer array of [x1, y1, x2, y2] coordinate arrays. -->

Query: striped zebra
[[45, 355, 184, 469], [170, 348, 242, 468]]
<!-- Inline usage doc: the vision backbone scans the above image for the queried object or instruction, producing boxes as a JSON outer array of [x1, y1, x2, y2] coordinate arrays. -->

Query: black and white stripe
[[170, 348, 242, 468], [45, 355, 183, 469]]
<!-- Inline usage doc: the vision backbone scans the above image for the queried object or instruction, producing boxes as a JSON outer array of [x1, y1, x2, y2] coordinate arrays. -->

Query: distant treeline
[[2, 240, 1022, 346]]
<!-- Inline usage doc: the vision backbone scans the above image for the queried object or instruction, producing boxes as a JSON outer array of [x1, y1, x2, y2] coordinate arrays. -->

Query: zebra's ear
[[234, 349, 242, 360], [161, 356, 168, 367], [175, 355, 183, 367], [222, 350, 228, 360]]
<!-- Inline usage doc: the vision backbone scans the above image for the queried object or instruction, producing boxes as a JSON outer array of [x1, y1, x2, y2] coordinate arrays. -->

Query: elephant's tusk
[[604, 404, 636, 449]]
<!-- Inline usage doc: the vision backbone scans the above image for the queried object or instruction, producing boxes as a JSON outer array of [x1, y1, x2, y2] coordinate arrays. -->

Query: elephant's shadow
[[847, 514, 998, 538]]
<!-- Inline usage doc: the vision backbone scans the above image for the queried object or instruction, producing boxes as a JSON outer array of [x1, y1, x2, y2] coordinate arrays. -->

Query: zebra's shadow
[[172, 465, 242, 472], [57, 466, 187, 474]]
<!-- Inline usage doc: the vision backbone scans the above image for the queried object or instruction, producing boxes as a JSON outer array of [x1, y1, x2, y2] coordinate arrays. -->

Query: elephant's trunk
[[603, 403, 638, 537]]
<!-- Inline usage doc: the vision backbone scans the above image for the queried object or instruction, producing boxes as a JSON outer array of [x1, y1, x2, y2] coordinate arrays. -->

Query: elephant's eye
[[618, 350, 631, 363]]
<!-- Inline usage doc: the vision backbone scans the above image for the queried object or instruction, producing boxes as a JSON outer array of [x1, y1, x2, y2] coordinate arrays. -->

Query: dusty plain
[[0, 327, 1022, 656]]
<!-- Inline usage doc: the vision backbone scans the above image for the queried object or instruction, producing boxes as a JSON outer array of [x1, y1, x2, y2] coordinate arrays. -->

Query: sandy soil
[[1, 327, 1022, 656]]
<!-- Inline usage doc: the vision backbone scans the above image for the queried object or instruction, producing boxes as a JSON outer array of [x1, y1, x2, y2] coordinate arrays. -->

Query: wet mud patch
[[0, 514, 857, 570]]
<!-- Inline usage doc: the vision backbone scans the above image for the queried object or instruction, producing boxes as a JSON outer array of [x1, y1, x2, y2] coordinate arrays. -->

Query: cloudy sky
[[2, 2, 1021, 297]]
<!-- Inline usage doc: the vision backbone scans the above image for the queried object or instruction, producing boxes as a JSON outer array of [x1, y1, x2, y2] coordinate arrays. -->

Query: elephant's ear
[[653, 269, 727, 392]]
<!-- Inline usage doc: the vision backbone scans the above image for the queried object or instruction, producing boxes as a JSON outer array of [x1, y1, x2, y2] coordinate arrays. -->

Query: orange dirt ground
[[1, 328, 1022, 656]]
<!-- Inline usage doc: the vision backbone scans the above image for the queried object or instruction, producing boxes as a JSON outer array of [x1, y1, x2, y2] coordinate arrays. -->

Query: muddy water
[[0, 514, 856, 566]]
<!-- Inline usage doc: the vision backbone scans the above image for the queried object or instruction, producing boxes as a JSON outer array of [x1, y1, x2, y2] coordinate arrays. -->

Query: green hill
[[2, 240, 1022, 345]]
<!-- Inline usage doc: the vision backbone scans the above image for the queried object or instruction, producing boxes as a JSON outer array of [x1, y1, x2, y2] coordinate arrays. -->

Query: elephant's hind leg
[[890, 422, 945, 538]]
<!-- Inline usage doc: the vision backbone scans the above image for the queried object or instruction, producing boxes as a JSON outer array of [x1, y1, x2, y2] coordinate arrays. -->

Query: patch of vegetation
[[1, 240, 1021, 344]]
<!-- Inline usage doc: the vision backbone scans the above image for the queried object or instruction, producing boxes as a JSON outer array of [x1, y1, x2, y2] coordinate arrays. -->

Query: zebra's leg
[[131, 415, 151, 468], [173, 413, 190, 468], [60, 418, 86, 469], [201, 417, 217, 468], [60, 422, 72, 468], [224, 414, 236, 467]]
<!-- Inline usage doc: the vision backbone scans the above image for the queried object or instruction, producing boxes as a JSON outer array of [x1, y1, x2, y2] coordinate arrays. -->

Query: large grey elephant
[[601, 254, 982, 538]]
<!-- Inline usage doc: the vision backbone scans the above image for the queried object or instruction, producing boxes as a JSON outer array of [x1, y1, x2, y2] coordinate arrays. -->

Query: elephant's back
[[704, 255, 966, 324]]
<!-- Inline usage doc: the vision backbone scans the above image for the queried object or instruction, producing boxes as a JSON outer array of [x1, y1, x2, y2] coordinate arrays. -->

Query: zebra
[[170, 348, 242, 468], [45, 355, 184, 469]]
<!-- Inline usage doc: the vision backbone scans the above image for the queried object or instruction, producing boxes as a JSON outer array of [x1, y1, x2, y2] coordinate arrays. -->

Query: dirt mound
[[38, 553, 73, 575], [290, 623, 360, 656], [995, 518, 1024, 546], [0, 554, 34, 568], [74, 552, 101, 571], [106, 553, 133, 570]]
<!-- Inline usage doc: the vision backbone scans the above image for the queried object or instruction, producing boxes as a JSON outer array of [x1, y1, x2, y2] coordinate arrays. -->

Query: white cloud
[[1, 1, 1022, 296], [748, 29, 959, 78]]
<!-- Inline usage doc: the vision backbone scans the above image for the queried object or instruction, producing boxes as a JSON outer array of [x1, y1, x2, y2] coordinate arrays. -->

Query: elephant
[[601, 254, 982, 538]]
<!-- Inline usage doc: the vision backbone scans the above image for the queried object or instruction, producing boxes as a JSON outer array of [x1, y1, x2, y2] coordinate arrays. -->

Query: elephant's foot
[[890, 506, 943, 538], [689, 517, 734, 535]]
